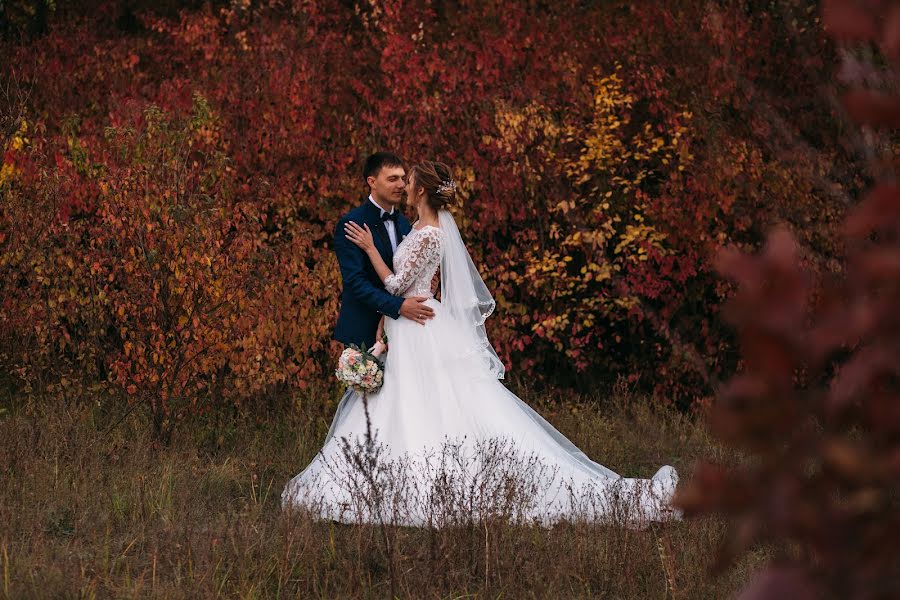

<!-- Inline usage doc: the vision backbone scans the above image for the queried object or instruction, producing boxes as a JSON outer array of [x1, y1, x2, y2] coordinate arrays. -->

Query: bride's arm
[[375, 315, 386, 343], [343, 222, 393, 281], [345, 222, 442, 296], [371, 316, 388, 356]]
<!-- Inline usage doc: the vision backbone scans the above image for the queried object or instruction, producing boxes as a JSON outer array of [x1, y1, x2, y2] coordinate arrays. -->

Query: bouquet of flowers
[[335, 343, 385, 394]]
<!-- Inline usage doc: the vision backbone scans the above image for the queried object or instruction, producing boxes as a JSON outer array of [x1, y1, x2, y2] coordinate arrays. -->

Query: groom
[[333, 152, 435, 349]]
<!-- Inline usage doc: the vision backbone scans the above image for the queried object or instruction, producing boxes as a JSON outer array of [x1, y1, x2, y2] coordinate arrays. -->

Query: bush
[[675, 2, 900, 597], [0, 1, 863, 428]]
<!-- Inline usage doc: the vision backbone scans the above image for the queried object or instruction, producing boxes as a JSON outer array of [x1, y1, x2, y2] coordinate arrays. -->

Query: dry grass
[[0, 382, 766, 598]]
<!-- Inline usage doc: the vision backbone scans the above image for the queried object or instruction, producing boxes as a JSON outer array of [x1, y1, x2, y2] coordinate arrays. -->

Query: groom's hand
[[400, 297, 435, 325]]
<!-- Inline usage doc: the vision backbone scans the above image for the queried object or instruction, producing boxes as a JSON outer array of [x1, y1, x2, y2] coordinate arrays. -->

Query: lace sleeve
[[384, 227, 443, 295]]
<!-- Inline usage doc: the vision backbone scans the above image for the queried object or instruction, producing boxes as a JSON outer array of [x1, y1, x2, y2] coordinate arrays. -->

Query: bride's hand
[[344, 221, 376, 253]]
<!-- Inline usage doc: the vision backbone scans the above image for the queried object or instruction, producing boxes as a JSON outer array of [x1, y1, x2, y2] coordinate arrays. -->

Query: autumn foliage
[[0, 0, 866, 427], [675, 1, 900, 598]]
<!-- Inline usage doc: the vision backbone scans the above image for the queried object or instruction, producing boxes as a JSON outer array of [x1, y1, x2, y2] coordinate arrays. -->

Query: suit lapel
[[362, 200, 394, 265], [371, 218, 392, 251], [398, 217, 412, 242]]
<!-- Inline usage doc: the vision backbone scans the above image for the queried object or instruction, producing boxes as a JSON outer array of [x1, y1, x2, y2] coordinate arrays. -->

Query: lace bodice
[[384, 225, 443, 298]]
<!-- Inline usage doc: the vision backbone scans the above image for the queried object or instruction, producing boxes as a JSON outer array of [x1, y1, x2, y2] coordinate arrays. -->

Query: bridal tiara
[[436, 179, 457, 195]]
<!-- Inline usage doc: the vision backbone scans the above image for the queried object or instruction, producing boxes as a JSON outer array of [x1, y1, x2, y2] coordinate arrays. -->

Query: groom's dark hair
[[363, 152, 405, 182]]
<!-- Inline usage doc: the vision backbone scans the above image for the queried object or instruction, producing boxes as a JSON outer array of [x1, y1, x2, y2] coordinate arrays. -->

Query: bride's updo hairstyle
[[410, 161, 457, 211]]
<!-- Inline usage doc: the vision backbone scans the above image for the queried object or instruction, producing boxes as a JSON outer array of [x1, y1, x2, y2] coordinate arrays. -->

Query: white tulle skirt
[[281, 298, 680, 528]]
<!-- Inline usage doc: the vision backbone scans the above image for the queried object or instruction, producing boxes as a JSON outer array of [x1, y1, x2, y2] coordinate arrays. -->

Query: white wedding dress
[[281, 212, 679, 528]]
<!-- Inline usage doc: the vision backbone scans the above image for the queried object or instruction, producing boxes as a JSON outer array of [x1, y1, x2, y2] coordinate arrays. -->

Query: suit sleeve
[[334, 217, 404, 320]]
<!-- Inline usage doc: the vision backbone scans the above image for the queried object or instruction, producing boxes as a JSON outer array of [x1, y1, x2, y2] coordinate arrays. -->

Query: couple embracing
[[281, 152, 679, 527]]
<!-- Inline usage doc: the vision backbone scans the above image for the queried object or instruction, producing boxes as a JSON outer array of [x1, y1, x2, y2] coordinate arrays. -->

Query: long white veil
[[438, 208, 505, 379]]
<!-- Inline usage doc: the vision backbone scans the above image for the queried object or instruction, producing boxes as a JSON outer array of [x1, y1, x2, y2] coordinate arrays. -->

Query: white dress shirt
[[369, 195, 398, 252]]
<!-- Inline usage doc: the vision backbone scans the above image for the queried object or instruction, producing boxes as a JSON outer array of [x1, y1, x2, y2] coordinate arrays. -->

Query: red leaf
[[822, 0, 880, 41], [844, 183, 900, 237], [842, 89, 900, 128], [883, 3, 900, 56]]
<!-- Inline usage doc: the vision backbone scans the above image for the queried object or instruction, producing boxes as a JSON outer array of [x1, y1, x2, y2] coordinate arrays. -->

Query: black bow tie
[[381, 211, 399, 224]]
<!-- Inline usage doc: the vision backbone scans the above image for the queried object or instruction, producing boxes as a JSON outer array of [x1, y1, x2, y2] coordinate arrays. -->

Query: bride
[[281, 161, 679, 527]]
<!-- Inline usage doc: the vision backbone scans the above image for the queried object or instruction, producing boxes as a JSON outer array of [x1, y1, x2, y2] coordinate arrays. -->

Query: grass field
[[0, 382, 767, 598]]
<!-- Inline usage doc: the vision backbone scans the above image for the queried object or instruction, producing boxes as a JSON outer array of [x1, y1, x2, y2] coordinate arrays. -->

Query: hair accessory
[[436, 179, 457, 195]]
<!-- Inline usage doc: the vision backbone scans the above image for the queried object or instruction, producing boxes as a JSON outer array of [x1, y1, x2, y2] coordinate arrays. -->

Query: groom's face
[[368, 165, 407, 208]]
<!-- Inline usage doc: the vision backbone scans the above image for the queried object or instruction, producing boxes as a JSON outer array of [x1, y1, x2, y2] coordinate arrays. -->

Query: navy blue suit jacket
[[333, 199, 412, 348]]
